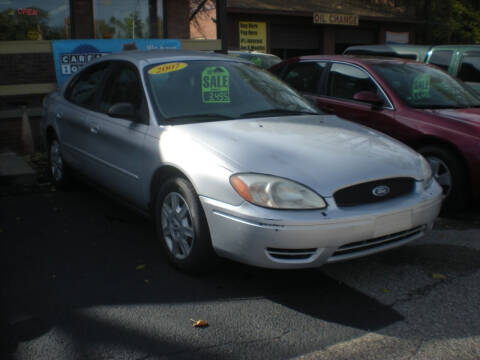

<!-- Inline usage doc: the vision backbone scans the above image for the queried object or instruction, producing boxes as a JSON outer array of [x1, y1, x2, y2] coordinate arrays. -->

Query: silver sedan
[[41, 50, 443, 272]]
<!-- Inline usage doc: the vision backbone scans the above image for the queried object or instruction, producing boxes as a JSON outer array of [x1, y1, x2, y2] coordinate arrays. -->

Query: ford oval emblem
[[372, 185, 390, 197]]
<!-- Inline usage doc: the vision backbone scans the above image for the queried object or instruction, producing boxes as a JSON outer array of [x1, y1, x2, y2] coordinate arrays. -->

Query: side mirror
[[108, 102, 136, 119], [353, 91, 384, 109]]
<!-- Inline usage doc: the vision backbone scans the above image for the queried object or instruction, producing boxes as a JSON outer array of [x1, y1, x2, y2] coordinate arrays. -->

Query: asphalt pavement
[[1, 174, 479, 360]]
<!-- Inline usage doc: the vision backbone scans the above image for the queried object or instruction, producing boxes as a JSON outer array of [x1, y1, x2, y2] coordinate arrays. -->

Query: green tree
[[419, 0, 480, 44], [109, 12, 145, 39]]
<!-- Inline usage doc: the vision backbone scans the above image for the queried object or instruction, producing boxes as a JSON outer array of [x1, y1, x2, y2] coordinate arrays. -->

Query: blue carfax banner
[[51, 39, 181, 87]]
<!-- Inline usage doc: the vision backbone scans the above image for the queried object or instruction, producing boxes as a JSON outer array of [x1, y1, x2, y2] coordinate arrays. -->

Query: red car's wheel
[[418, 145, 467, 214]]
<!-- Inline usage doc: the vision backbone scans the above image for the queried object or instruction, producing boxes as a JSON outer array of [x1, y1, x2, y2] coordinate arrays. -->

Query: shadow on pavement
[[1, 185, 404, 359]]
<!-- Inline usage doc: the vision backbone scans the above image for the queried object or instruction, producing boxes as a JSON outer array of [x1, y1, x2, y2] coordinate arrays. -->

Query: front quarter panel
[[142, 125, 245, 208]]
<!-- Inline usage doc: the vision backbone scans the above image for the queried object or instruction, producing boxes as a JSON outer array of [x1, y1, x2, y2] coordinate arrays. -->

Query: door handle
[[324, 105, 335, 112], [56, 113, 62, 120], [90, 125, 99, 134]]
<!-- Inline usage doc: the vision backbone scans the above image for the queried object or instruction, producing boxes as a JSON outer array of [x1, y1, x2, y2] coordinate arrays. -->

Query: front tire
[[154, 176, 216, 272], [418, 145, 467, 213]]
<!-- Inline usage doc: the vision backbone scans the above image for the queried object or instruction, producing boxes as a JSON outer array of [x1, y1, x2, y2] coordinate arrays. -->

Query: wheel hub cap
[[426, 156, 452, 197], [50, 141, 64, 182], [161, 192, 194, 260]]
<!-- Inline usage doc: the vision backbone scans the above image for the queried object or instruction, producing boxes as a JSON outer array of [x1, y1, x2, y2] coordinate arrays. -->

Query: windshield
[[371, 63, 480, 109], [145, 60, 318, 122]]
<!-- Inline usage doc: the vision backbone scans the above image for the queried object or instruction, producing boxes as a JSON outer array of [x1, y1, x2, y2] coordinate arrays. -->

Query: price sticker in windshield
[[148, 62, 187, 75], [201, 66, 230, 103], [412, 74, 431, 100]]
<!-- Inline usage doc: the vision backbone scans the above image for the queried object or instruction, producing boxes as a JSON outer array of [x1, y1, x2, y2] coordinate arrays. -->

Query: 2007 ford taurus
[[41, 50, 443, 272]]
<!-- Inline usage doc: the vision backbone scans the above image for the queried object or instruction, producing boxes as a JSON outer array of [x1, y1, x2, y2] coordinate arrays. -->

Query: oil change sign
[[202, 66, 230, 104]]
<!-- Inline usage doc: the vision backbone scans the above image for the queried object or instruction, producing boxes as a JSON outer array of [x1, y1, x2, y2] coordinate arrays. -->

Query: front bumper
[[200, 182, 443, 269]]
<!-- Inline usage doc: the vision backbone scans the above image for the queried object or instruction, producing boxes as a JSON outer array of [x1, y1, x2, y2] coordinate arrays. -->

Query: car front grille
[[333, 177, 415, 207], [266, 247, 317, 261], [329, 225, 425, 260]]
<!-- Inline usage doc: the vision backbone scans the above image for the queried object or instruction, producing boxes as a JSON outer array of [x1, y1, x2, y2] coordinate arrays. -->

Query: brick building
[[190, 0, 424, 58]]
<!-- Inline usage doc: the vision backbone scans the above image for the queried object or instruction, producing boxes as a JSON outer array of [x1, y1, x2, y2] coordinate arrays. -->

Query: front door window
[[327, 63, 385, 104]]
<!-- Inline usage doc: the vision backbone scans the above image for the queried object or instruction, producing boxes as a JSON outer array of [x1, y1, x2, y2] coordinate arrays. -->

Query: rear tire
[[418, 145, 467, 214], [47, 136, 70, 189], [154, 176, 216, 273]]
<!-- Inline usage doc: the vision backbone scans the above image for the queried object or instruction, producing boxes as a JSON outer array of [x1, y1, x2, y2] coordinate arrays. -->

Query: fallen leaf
[[190, 319, 208, 327], [136, 264, 146, 270], [381, 288, 389, 293], [144, 279, 150, 284], [432, 273, 447, 280]]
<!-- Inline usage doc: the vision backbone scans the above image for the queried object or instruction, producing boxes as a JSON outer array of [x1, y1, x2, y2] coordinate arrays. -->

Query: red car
[[270, 56, 480, 213]]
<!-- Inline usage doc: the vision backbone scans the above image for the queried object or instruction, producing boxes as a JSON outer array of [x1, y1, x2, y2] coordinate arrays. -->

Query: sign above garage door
[[313, 12, 359, 26]]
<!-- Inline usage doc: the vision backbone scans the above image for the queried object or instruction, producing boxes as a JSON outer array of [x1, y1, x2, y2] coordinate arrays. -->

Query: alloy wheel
[[161, 192, 195, 260], [426, 155, 452, 196], [50, 140, 64, 182]]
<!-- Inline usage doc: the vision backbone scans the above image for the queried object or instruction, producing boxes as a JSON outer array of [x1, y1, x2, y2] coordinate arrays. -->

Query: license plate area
[[374, 210, 412, 238]]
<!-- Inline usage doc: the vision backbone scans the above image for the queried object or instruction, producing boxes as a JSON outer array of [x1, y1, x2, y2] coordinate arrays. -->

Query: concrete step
[[0, 152, 36, 185]]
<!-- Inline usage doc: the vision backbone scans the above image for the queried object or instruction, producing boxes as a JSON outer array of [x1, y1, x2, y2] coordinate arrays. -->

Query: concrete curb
[[0, 153, 36, 185]]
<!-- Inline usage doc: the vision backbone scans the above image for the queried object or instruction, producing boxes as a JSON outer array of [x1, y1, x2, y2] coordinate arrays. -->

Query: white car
[[42, 50, 443, 272]]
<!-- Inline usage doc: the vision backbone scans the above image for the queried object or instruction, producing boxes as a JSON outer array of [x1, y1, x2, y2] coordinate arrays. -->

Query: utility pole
[[216, 0, 228, 53]]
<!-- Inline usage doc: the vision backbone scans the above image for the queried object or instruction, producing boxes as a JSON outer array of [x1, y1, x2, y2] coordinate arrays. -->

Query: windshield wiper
[[164, 113, 234, 122], [240, 109, 319, 118]]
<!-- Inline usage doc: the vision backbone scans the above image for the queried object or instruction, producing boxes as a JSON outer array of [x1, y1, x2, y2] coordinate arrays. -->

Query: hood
[[173, 115, 424, 197]]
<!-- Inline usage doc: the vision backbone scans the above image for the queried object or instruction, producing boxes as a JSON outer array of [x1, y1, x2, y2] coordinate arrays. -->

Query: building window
[[0, 0, 70, 40], [94, 0, 164, 39]]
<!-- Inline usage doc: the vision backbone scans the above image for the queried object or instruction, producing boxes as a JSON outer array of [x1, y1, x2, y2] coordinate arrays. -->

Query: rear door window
[[283, 61, 326, 94], [458, 53, 480, 83], [65, 62, 110, 109], [428, 50, 453, 71]]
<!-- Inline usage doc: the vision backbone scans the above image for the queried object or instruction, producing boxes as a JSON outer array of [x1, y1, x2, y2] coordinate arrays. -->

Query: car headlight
[[230, 173, 327, 209], [420, 155, 433, 189]]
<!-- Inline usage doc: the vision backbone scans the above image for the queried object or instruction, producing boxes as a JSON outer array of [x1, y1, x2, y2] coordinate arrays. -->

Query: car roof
[[92, 49, 251, 66], [228, 50, 281, 58], [343, 44, 431, 61], [294, 55, 421, 65], [429, 45, 480, 51], [345, 44, 431, 52]]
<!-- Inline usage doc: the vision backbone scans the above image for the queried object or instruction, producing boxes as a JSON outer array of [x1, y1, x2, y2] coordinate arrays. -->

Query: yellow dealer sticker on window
[[412, 74, 431, 100], [202, 66, 230, 103], [148, 62, 187, 75]]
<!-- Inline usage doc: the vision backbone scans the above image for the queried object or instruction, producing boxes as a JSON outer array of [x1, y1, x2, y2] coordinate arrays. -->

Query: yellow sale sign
[[239, 21, 267, 53]]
